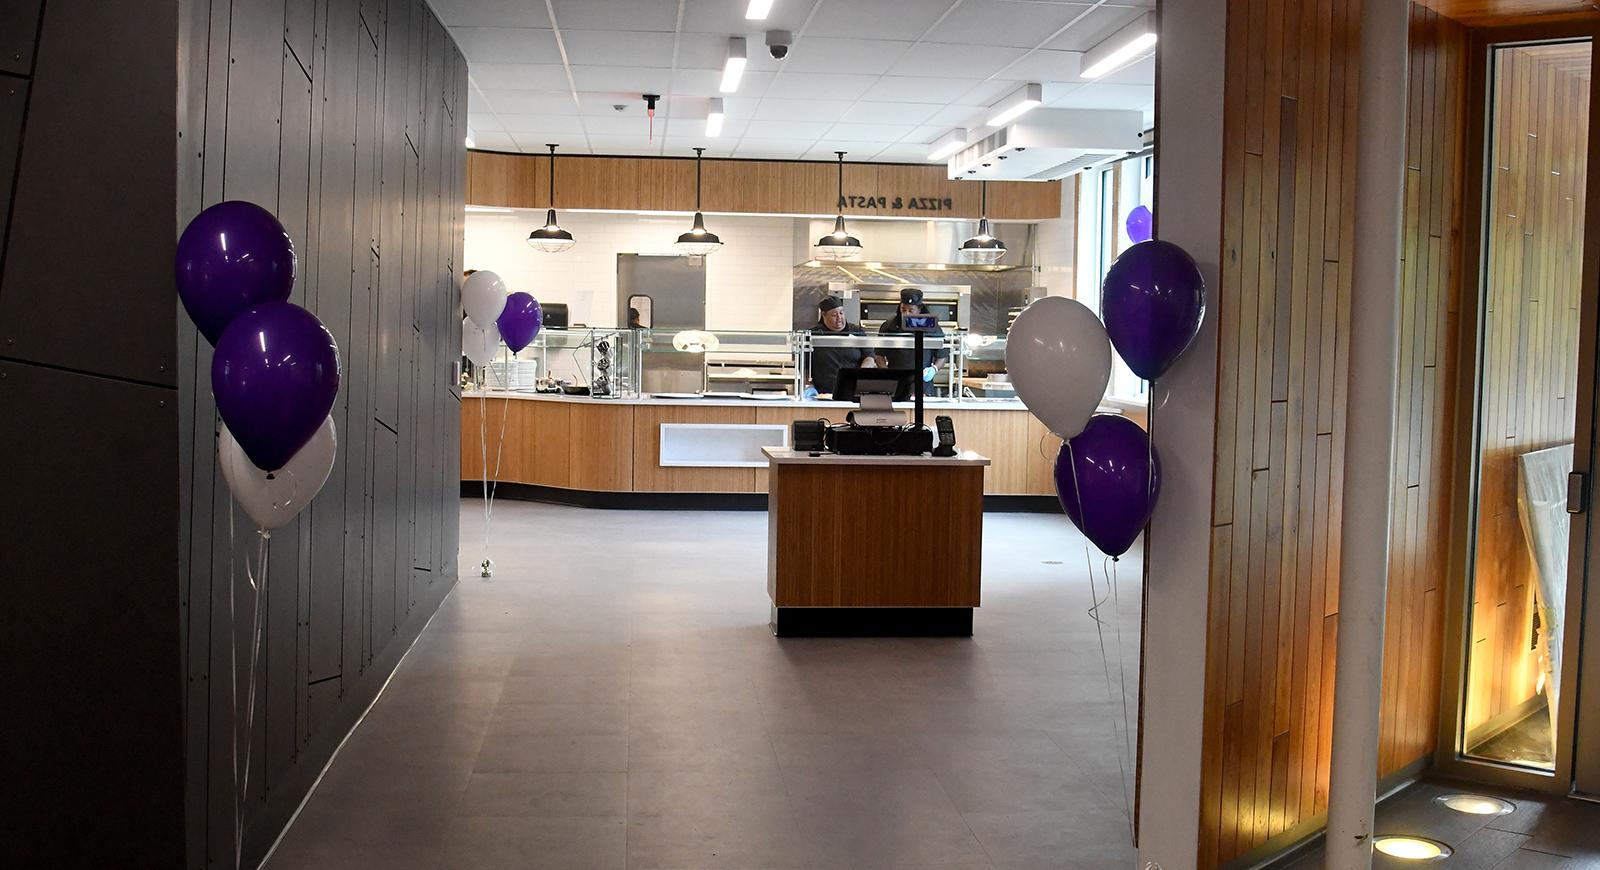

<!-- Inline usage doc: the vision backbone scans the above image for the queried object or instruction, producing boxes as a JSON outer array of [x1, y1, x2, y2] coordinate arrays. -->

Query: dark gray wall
[[0, 0, 185, 865], [176, 0, 465, 866]]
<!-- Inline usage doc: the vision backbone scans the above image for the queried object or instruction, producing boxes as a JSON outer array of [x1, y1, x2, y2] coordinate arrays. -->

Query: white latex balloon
[[1005, 296, 1112, 440], [462, 318, 501, 367], [219, 416, 337, 530], [462, 270, 508, 327]]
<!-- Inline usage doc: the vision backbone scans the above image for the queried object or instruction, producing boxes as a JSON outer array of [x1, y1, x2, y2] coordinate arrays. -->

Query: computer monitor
[[832, 367, 917, 403]]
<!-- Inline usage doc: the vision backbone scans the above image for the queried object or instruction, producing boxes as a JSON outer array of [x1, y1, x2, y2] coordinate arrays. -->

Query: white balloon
[[462, 318, 502, 367], [462, 270, 508, 327], [1005, 296, 1112, 440], [219, 416, 337, 531]]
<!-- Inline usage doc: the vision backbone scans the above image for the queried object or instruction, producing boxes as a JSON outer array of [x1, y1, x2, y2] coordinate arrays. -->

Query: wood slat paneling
[[1197, 4, 1469, 865], [1462, 42, 1590, 743], [1420, 0, 1600, 26], [467, 150, 1061, 220]]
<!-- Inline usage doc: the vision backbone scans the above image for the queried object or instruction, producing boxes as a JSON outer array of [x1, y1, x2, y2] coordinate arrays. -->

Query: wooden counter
[[763, 448, 989, 636], [460, 391, 1142, 499]]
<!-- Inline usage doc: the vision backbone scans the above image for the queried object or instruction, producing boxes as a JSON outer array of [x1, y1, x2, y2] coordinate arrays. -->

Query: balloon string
[[479, 368, 491, 570], [1084, 544, 1131, 838], [228, 497, 241, 869], [236, 529, 269, 866], [1108, 555, 1136, 840]]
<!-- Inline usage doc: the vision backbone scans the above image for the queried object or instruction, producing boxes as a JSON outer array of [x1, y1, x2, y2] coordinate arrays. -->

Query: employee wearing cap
[[806, 296, 873, 398], [876, 287, 947, 386]]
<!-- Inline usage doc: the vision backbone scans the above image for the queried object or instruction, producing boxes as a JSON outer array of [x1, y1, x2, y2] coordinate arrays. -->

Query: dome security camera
[[766, 30, 792, 59]]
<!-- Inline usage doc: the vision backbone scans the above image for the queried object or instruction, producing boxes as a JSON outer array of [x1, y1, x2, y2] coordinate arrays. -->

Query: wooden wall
[[1463, 42, 1590, 741], [1419, 0, 1600, 26], [466, 150, 1062, 221], [176, 1, 466, 866], [1196, 2, 1469, 865]]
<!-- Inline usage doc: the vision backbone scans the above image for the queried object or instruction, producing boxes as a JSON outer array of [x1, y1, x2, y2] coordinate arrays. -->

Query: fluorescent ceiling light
[[985, 83, 1042, 127], [721, 38, 747, 93], [706, 98, 725, 137], [746, 0, 774, 19], [1081, 12, 1157, 79], [927, 128, 968, 162]]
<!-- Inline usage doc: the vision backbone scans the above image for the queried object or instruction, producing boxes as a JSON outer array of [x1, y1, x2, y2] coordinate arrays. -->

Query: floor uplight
[[1437, 793, 1515, 816], [1373, 835, 1452, 861]]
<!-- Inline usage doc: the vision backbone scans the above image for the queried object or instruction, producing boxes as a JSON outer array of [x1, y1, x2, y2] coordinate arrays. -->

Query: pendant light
[[960, 180, 1006, 263], [675, 147, 723, 257], [527, 143, 576, 253], [814, 151, 863, 261]]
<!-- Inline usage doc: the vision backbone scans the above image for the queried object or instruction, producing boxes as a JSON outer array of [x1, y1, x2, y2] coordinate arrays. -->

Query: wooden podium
[[762, 447, 989, 636]]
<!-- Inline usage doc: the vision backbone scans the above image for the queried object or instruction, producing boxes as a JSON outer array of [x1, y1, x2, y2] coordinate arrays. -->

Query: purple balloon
[[1101, 239, 1205, 381], [497, 292, 543, 353], [212, 302, 341, 471], [1125, 205, 1153, 243], [1055, 414, 1161, 558], [176, 201, 296, 344]]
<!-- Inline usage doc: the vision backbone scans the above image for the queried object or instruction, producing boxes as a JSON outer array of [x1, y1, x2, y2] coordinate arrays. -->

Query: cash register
[[803, 314, 955, 457]]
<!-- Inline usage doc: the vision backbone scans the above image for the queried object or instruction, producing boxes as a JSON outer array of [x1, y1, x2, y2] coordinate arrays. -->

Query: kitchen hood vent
[[946, 108, 1145, 181]]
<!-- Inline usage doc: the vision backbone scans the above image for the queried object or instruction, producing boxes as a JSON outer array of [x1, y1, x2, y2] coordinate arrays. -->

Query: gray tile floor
[[1283, 780, 1600, 869], [265, 500, 1143, 870]]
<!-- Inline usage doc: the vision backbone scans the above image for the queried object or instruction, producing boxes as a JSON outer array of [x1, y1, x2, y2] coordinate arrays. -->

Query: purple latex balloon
[[1101, 239, 1205, 381], [497, 292, 543, 353], [176, 201, 296, 344], [1054, 414, 1161, 558], [212, 302, 341, 472], [1125, 205, 1153, 243]]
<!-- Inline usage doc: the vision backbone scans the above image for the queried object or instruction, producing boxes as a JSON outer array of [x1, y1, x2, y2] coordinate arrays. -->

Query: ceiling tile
[[860, 77, 986, 104], [825, 122, 919, 141], [483, 90, 579, 115], [560, 30, 677, 67], [568, 65, 678, 94], [805, 141, 888, 161], [661, 137, 738, 158], [905, 124, 946, 142], [666, 69, 723, 95], [888, 42, 1027, 78], [673, 34, 737, 71], [924, 103, 988, 125], [468, 89, 494, 114], [468, 111, 505, 132], [714, 96, 765, 118], [510, 132, 583, 152], [805, 0, 958, 40], [780, 38, 908, 76], [924, 1, 1099, 48], [550, 0, 679, 32], [741, 119, 834, 139], [838, 101, 939, 125], [873, 143, 937, 162], [586, 134, 665, 154], [1000, 49, 1083, 81], [1047, 82, 1155, 112], [451, 27, 562, 64], [469, 131, 520, 150], [430, 0, 550, 27], [469, 63, 569, 91], [1095, 54, 1156, 85], [754, 98, 849, 123], [1046, 5, 1146, 52], [762, 73, 878, 101], [574, 91, 684, 117], [732, 139, 812, 159], [582, 115, 668, 137]]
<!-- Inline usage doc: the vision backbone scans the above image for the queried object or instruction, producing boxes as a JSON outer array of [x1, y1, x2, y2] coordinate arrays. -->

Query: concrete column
[[1325, 0, 1410, 865]]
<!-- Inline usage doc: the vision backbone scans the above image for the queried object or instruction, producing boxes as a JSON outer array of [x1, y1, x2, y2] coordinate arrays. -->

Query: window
[[1075, 151, 1154, 403]]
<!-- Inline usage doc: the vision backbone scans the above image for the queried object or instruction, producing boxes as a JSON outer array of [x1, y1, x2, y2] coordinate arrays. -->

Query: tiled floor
[[1283, 780, 1600, 869], [264, 500, 1142, 870]]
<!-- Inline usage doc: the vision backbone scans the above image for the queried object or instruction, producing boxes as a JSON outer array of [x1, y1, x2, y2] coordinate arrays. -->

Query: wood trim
[[1417, 0, 1600, 27], [466, 150, 1062, 220]]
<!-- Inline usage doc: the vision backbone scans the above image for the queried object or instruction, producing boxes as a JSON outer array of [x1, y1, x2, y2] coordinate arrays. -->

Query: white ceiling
[[437, 0, 1156, 162]]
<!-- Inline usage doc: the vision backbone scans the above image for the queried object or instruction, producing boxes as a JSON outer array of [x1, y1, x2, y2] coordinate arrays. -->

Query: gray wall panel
[[0, 1, 42, 76], [0, 78, 24, 271], [176, 1, 463, 865]]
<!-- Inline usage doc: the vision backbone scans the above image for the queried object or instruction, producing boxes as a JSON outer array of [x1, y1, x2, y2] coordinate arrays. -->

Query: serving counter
[[460, 391, 1144, 503]]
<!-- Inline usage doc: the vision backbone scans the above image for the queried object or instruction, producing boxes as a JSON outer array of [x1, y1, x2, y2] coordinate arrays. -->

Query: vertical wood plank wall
[[1463, 43, 1590, 741], [1197, 3, 1468, 865], [176, 1, 466, 866]]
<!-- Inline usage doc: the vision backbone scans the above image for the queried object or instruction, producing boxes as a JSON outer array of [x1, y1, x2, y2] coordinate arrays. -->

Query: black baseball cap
[[819, 295, 845, 312], [899, 288, 924, 305]]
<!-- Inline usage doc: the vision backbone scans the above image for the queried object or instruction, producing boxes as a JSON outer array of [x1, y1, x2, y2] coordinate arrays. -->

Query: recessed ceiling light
[[1081, 12, 1157, 79], [721, 38, 747, 93], [928, 129, 968, 162], [985, 83, 1042, 128], [706, 98, 725, 138], [746, 0, 774, 20], [1436, 794, 1515, 816], [1373, 836, 1452, 861]]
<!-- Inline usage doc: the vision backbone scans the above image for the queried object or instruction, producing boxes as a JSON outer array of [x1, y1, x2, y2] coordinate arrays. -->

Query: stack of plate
[[485, 359, 539, 392]]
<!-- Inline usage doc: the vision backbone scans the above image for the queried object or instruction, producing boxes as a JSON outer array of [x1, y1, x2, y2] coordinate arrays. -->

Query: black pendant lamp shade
[[814, 151, 863, 261], [675, 148, 723, 256], [527, 144, 576, 253], [960, 180, 1006, 263]]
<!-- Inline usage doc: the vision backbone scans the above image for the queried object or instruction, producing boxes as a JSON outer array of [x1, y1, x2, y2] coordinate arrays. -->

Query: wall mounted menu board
[[466, 150, 1062, 221]]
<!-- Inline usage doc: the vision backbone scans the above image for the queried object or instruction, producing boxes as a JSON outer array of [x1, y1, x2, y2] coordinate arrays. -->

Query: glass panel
[[1462, 40, 1591, 772]]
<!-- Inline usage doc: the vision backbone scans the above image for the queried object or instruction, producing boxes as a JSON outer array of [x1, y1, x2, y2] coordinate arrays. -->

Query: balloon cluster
[[461, 270, 542, 368], [1007, 237, 1205, 557], [176, 201, 341, 531]]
